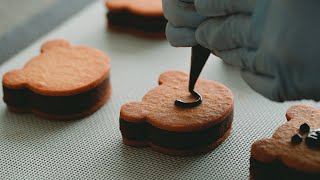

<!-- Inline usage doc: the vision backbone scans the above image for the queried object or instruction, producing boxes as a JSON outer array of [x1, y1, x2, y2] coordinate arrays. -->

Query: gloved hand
[[163, 0, 255, 48], [239, 0, 320, 101], [163, 0, 320, 102]]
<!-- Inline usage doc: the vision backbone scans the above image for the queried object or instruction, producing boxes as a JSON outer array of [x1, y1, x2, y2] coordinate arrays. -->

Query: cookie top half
[[120, 70, 234, 132], [251, 104, 320, 173], [3, 39, 110, 96]]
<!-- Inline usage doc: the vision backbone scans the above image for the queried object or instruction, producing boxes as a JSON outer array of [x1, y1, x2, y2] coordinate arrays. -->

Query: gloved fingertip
[[180, 0, 195, 3], [194, 25, 211, 50], [194, 0, 221, 16], [212, 50, 219, 55], [166, 23, 198, 47], [195, 0, 256, 16], [213, 49, 247, 67]]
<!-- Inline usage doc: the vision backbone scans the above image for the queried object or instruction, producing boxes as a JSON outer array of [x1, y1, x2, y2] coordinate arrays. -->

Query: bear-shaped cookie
[[105, 0, 167, 38], [250, 104, 320, 179], [2, 39, 111, 120], [120, 70, 234, 156]]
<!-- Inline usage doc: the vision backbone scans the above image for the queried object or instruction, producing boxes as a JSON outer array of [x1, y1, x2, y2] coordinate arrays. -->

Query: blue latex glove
[[163, 0, 320, 102]]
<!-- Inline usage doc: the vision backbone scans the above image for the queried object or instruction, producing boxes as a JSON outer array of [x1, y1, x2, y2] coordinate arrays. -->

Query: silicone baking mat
[[0, 1, 318, 179]]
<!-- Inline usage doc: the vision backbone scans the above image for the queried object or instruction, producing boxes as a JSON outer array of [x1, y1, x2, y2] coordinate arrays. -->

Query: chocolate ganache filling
[[250, 157, 319, 179], [120, 111, 233, 150], [107, 10, 167, 32]]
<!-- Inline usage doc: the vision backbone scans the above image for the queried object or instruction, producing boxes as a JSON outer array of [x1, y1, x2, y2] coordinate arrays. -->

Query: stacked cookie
[[120, 71, 234, 155], [250, 105, 320, 179], [2, 40, 111, 120], [105, 0, 167, 38]]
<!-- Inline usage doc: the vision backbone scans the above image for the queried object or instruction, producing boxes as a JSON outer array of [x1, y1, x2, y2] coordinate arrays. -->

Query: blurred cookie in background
[[105, 0, 167, 39]]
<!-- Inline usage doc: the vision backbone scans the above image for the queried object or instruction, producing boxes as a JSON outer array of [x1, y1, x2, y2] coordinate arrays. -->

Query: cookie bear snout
[[291, 123, 311, 145], [291, 122, 320, 149], [306, 128, 320, 149]]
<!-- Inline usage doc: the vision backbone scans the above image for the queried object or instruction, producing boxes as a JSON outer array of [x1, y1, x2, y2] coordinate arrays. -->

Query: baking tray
[[0, 1, 317, 179]]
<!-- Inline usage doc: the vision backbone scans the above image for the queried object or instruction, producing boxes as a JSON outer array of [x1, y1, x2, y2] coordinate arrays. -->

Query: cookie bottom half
[[120, 111, 233, 156], [106, 11, 167, 38], [250, 157, 320, 180], [3, 78, 111, 120]]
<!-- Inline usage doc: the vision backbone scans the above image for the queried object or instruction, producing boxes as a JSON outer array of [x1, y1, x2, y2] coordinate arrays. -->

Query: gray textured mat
[[0, 1, 318, 179]]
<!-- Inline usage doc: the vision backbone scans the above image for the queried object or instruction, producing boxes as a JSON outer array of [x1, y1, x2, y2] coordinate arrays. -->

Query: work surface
[[0, 1, 318, 179]]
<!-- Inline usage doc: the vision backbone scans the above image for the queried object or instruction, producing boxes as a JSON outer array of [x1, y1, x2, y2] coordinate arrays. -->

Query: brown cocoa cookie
[[250, 104, 320, 179], [105, 0, 167, 38], [2, 39, 111, 120], [120, 70, 234, 156]]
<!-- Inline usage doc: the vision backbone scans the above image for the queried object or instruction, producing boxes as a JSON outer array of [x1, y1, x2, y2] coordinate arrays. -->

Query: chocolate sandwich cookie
[[2, 39, 111, 120], [120, 71, 234, 156], [105, 0, 167, 38], [250, 104, 320, 180]]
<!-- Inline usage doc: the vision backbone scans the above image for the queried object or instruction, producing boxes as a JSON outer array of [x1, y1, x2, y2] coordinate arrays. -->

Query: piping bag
[[175, 45, 211, 108]]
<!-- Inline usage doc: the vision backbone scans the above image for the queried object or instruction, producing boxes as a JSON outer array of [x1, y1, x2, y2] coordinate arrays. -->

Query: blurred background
[[0, 0, 95, 64], [0, 0, 58, 38]]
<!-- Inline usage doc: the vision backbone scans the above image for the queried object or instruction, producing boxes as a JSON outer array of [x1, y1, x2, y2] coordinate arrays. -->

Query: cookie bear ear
[[158, 70, 188, 85], [3, 69, 26, 88], [120, 102, 148, 122], [286, 104, 318, 121], [251, 138, 279, 162], [40, 39, 71, 53]]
